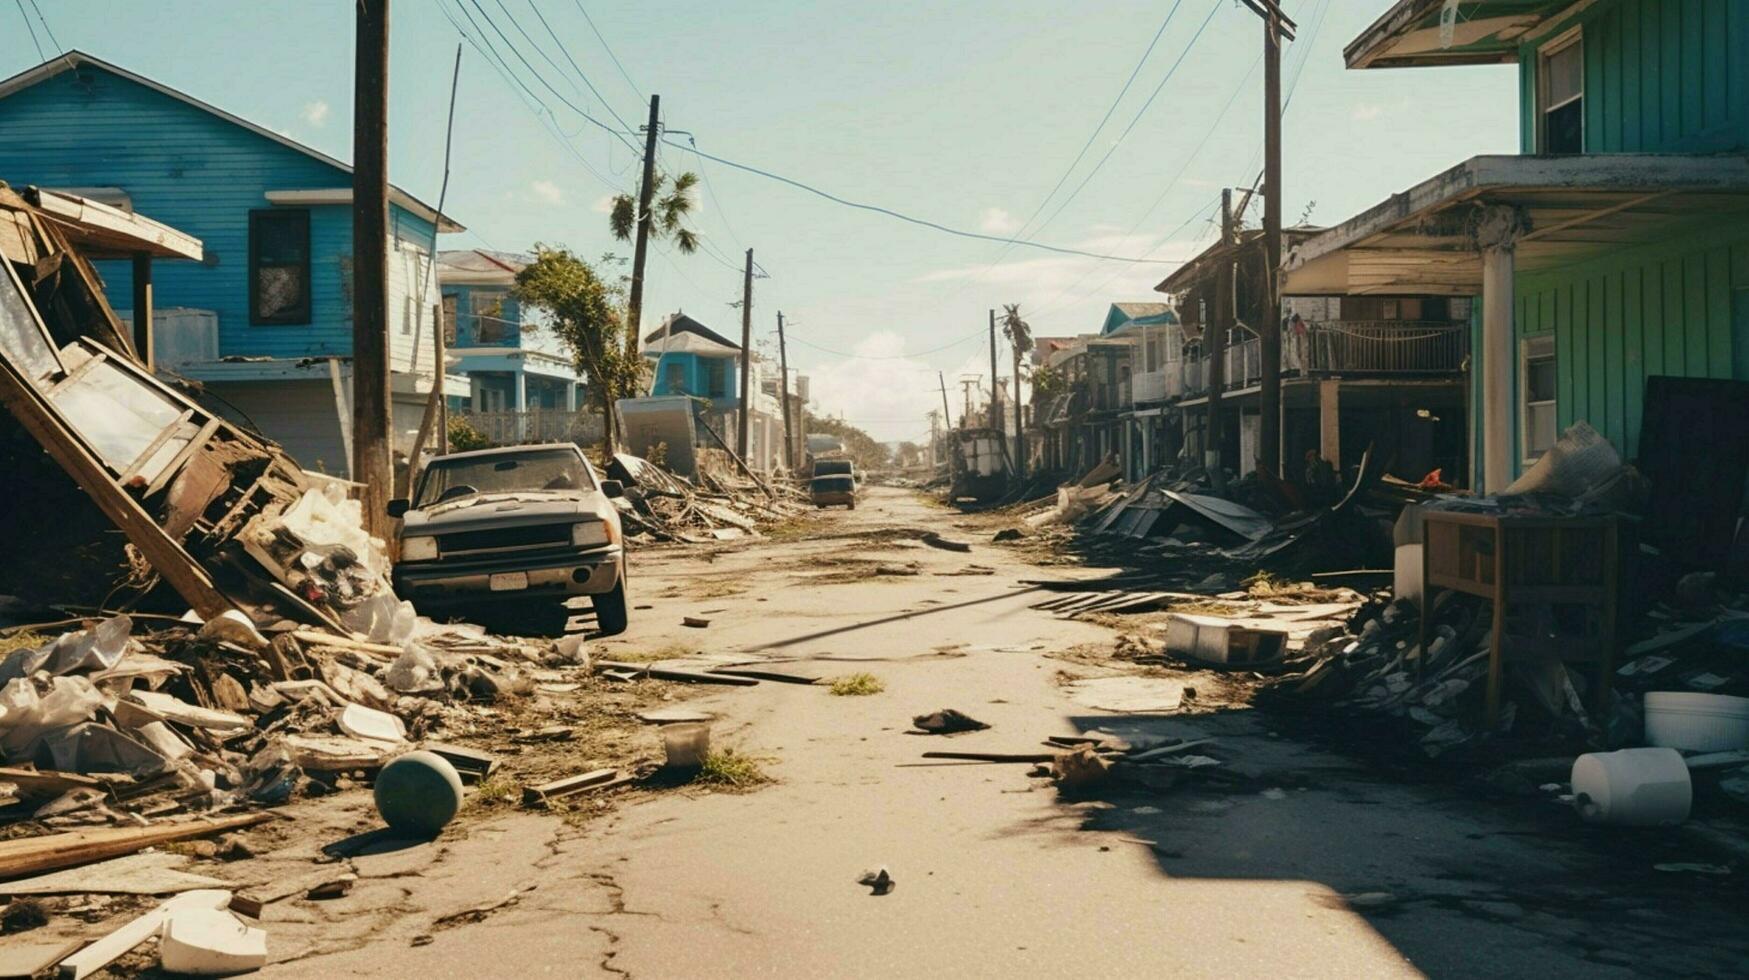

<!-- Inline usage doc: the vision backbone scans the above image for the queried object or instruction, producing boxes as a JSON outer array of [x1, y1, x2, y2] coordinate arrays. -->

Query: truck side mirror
[[600, 480, 624, 499], [386, 498, 410, 518]]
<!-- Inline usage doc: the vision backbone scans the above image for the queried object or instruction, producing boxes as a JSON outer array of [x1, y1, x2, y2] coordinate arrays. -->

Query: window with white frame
[[1539, 32, 1584, 154], [1521, 335, 1557, 461]]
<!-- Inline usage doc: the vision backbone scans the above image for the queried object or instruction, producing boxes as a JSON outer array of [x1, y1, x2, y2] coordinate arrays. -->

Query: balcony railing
[[1293, 320, 1468, 375], [450, 408, 605, 447]]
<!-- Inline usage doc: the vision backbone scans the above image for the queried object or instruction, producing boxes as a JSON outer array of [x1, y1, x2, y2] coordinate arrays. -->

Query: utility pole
[[1012, 331, 1025, 480], [776, 310, 795, 472], [959, 377, 980, 424], [737, 247, 754, 460], [1208, 188, 1233, 493], [988, 308, 1000, 429], [352, 0, 392, 536], [625, 95, 661, 356], [1241, 0, 1295, 478], [938, 371, 954, 430]]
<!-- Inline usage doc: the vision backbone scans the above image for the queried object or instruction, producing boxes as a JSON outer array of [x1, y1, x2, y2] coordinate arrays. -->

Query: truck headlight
[[572, 521, 612, 547], [401, 536, 438, 561]]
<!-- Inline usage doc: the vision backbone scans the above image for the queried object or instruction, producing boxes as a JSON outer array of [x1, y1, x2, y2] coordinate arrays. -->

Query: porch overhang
[[1346, 0, 1588, 70], [24, 186, 203, 260], [1283, 154, 1749, 296]]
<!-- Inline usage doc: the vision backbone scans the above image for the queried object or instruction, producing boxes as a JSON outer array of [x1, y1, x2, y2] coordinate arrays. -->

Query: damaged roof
[[0, 51, 464, 233], [437, 249, 530, 286], [1345, 0, 1580, 70], [642, 312, 741, 356]]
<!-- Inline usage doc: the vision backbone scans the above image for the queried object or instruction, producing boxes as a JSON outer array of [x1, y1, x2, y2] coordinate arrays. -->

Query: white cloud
[[531, 180, 565, 205], [800, 331, 996, 444], [1350, 103, 1384, 122], [300, 100, 330, 127], [978, 207, 1021, 235], [592, 193, 618, 214]]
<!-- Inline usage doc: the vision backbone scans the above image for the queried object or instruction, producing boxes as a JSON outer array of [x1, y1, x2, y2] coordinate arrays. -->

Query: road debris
[[911, 708, 989, 735], [373, 751, 464, 836], [857, 866, 895, 896]]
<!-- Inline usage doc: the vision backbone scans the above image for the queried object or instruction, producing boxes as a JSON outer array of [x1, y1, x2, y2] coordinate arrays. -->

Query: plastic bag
[[384, 643, 445, 695], [0, 675, 104, 758], [0, 614, 133, 683]]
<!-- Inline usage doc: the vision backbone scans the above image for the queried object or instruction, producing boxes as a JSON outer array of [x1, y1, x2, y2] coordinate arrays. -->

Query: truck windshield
[[415, 449, 594, 507]]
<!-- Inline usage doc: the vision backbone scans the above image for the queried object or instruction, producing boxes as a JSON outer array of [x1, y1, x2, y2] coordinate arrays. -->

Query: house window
[[249, 209, 311, 324], [441, 294, 458, 344], [1521, 335, 1557, 461], [1539, 32, 1584, 154], [665, 361, 685, 393], [472, 292, 506, 344], [704, 358, 728, 398]]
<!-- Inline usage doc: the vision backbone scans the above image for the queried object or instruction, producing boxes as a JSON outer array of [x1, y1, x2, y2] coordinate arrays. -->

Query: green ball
[[374, 750, 463, 836]]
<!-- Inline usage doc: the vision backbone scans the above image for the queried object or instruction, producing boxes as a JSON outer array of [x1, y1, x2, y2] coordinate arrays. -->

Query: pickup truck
[[387, 444, 629, 635]]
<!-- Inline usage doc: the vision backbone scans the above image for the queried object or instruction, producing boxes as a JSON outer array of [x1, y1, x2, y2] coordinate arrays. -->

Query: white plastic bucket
[[661, 723, 711, 770], [1571, 747, 1691, 826], [1643, 691, 1749, 752]]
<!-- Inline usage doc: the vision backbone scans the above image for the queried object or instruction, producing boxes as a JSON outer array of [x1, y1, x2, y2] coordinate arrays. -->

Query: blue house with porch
[[643, 312, 742, 403], [436, 250, 584, 421], [0, 51, 465, 474]]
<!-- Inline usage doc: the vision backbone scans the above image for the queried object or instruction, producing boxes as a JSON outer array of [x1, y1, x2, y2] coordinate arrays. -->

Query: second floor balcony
[[1177, 320, 1467, 398]]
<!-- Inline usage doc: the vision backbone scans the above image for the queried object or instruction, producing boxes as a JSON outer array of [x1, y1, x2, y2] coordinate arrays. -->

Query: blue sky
[[3, 0, 1519, 442]]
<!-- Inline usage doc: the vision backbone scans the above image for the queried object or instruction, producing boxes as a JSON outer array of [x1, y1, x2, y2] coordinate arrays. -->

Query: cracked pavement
[[247, 487, 1748, 978]]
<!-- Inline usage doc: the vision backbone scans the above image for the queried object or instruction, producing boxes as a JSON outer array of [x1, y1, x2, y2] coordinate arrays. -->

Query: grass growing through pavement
[[693, 749, 772, 789], [829, 672, 885, 696]]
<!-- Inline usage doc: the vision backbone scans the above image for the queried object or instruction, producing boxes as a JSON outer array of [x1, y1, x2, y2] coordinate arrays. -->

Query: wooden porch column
[[131, 253, 153, 370], [1318, 379, 1340, 469], [1481, 244, 1516, 494]]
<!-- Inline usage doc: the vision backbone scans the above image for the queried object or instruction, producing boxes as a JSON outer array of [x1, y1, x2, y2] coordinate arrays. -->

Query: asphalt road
[[263, 486, 1749, 979]]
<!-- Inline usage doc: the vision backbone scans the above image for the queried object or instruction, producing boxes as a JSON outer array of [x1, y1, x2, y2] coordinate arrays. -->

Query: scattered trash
[[522, 768, 631, 807], [1051, 745, 1111, 791], [661, 723, 712, 771], [55, 888, 235, 980], [911, 708, 989, 735], [857, 866, 895, 896], [682, 617, 712, 629], [1571, 748, 1692, 826], [918, 531, 972, 553], [828, 673, 885, 697], [158, 905, 268, 975], [373, 751, 464, 837], [1164, 613, 1287, 667]]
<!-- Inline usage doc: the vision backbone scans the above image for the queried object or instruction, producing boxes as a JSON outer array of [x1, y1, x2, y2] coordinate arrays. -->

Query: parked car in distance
[[387, 444, 629, 635], [810, 473, 857, 509], [811, 457, 855, 480]]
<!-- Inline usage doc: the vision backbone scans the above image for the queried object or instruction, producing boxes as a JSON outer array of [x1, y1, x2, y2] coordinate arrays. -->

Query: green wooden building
[[1284, 0, 1749, 492]]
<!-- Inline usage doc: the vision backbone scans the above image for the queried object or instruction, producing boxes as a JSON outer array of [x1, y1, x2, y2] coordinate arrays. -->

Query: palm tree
[[608, 171, 701, 254], [611, 170, 700, 359]]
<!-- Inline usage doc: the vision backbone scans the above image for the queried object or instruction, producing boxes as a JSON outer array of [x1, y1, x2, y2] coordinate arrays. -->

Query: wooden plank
[[593, 661, 759, 686], [116, 409, 193, 486], [143, 416, 222, 498], [521, 768, 619, 806], [0, 812, 271, 880], [0, 351, 232, 619], [42, 348, 106, 397], [0, 766, 102, 800], [920, 751, 1056, 764]]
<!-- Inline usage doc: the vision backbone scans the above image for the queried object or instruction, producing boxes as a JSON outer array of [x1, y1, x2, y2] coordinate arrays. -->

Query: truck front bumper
[[393, 545, 623, 607]]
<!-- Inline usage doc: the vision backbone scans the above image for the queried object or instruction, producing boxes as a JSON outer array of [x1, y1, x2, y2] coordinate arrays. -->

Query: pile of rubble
[[606, 452, 809, 544]]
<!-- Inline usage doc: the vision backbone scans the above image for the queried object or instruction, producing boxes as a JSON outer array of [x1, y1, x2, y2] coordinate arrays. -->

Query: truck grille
[[436, 523, 569, 556]]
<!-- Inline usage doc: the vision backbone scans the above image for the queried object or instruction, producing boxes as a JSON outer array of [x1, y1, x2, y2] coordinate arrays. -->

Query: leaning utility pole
[[1207, 188, 1234, 493], [1012, 332, 1025, 480], [352, 0, 392, 536], [624, 95, 661, 356], [938, 371, 954, 429], [1241, 0, 1295, 478], [737, 248, 754, 460], [988, 308, 1000, 429], [776, 310, 795, 472]]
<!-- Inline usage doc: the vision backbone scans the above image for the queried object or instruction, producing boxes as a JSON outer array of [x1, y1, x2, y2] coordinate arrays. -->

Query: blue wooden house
[[436, 249, 583, 417], [0, 51, 465, 474], [643, 312, 742, 402], [1285, 0, 1749, 497]]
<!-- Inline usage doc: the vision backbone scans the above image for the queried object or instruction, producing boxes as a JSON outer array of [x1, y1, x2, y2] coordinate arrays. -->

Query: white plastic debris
[[385, 643, 444, 694], [158, 906, 268, 975], [0, 614, 133, 683], [0, 674, 103, 757], [336, 703, 407, 746], [195, 610, 269, 650]]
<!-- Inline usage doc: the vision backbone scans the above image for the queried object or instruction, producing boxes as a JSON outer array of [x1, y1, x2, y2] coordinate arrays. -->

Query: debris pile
[[606, 452, 809, 544]]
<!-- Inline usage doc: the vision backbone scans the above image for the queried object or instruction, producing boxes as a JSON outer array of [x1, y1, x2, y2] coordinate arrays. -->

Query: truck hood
[[401, 491, 614, 536]]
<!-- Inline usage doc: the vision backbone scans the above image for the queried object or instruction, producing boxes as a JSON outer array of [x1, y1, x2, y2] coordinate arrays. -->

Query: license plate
[[489, 572, 529, 592]]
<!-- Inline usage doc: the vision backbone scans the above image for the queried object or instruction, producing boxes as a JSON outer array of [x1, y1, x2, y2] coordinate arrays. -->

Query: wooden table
[[1418, 511, 1621, 727]]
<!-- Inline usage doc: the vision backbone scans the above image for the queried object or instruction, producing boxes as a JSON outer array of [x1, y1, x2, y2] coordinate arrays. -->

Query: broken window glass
[[249, 209, 311, 324], [49, 344, 194, 482], [1, 259, 63, 387]]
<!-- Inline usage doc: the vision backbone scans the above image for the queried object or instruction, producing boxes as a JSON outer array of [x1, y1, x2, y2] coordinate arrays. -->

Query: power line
[[13, 0, 44, 61], [463, 0, 641, 155], [571, 0, 643, 102], [518, 0, 638, 134], [23, 0, 59, 53], [1028, 0, 1223, 239], [985, 0, 1189, 265], [668, 137, 1183, 265]]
